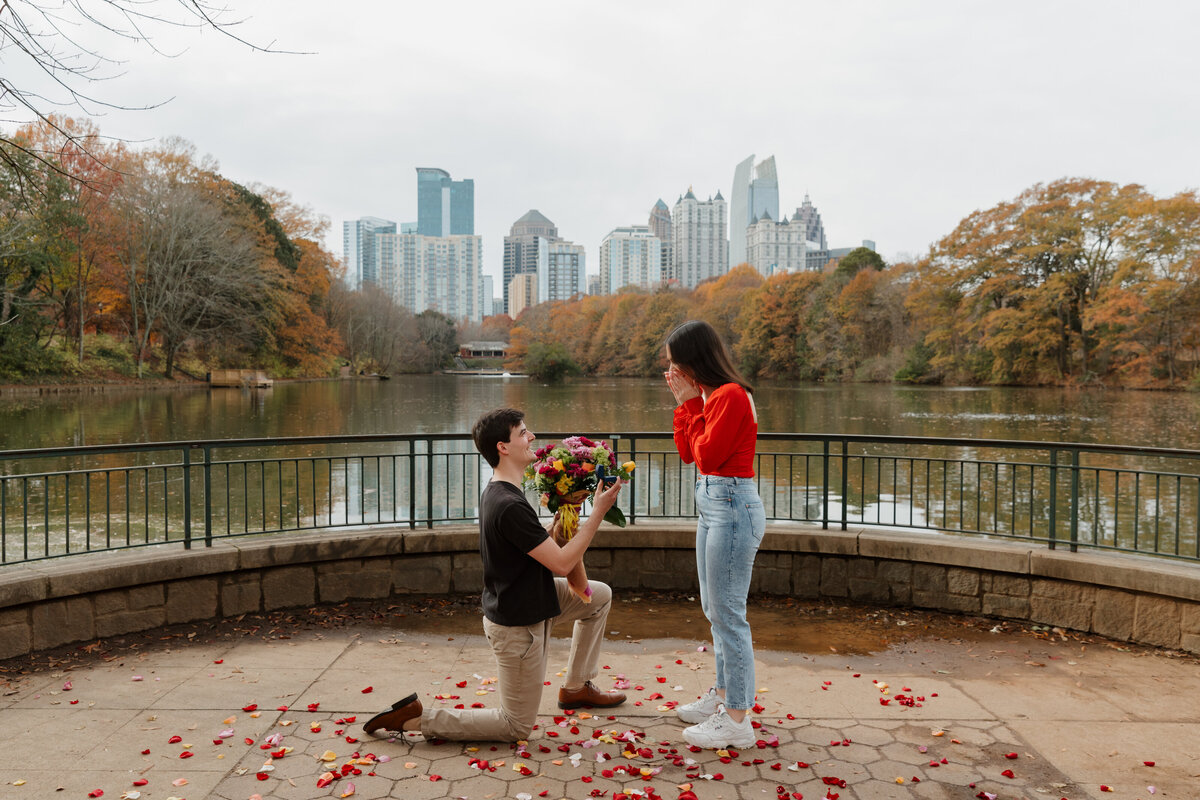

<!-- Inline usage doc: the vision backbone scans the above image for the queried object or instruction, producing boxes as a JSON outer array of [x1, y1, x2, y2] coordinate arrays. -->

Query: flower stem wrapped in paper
[[522, 436, 636, 602]]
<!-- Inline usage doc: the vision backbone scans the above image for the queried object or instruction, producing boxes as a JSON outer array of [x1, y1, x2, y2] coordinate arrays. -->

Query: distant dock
[[442, 369, 526, 377]]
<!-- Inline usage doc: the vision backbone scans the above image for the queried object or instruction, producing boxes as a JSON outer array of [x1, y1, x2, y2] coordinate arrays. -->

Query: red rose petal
[[167, 735, 182, 744], [1005, 752, 1018, 759], [1001, 769, 1015, 778], [132, 779, 148, 786], [1144, 761, 1156, 766], [361, 686, 373, 694], [180, 751, 194, 759], [140, 749, 150, 755], [242, 703, 258, 712]]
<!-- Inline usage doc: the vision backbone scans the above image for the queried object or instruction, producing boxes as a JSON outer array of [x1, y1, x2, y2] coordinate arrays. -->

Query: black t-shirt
[[479, 480, 560, 626]]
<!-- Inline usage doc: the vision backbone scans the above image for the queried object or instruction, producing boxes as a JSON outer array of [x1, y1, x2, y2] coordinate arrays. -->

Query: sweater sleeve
[[672, 386, 750, 474]]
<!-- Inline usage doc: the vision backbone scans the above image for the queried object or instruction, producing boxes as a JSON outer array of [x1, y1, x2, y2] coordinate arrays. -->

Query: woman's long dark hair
[[665, 320, 753, 394]]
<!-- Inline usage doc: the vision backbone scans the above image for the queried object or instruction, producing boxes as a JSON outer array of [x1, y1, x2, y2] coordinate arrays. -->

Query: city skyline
[[38, 1, 1197, 293]]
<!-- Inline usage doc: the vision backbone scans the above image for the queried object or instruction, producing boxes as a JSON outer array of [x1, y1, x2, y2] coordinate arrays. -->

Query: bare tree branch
[[1, 0, 302, 192]]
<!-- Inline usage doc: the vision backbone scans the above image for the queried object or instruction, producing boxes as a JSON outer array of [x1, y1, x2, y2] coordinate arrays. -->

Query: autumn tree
[[908, 178, 1148, 384], [1085, 191, 1200, 384], [112, 140, 270, 378], [832, 247, 886, 280]]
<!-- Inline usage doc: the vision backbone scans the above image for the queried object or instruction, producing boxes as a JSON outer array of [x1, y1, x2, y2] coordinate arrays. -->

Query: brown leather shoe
[[363, 693, 422, 735], [558, 680, 626, 710]]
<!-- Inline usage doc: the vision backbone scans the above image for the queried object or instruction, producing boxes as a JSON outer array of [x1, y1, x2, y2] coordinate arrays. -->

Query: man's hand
[[548, 512, 567, 545], [591, 477, 624, 516]]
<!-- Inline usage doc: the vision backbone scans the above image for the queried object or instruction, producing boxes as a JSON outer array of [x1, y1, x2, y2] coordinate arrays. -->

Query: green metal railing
[[1, 433, 1198, 565]]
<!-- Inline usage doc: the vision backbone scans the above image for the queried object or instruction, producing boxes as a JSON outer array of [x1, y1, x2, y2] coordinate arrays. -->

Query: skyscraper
[[502, 210, 558, 315], [342, 216, 396, 289], [416, 168, 475, 236], [537, 239, 586, 304], [376, 232, 483, 321], [508, 272, 538, 319], [648, 199, 673, 278], [729, 155, 779, 267], [671, 189, 728, 288], [598, 226, 662, 294], [792, 194, 827, 250]]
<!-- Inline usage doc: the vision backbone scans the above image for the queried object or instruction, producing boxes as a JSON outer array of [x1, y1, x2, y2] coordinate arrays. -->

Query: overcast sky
[[10, 0, 1200, 284]]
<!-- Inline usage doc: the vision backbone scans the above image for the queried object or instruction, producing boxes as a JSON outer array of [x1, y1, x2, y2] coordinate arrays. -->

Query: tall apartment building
[[481, 275, 494, 318], [376, 232, 483, 321], [730, 155, 779, 267], [598, 226, 662, 294], [502, 210, 558, 315], [343, 216, 396, 289], [671, 189, 728, 288], [793, 194, 827, 250], [416, 168, 474, 236], [537, 239, 586, 304], [747, 210, 817, 276], [648, 199, 673, 278], [508, 272, 538, 319]]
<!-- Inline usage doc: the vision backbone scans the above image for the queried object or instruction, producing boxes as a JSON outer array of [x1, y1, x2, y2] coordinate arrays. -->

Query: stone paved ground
[[2, 597, 1198, 800]]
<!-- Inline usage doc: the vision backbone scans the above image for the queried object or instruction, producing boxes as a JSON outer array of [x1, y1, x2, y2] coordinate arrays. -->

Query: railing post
[[408, 439, 417, 530], [203, 445, 213, 548], [821, 439, 830, 530], [182, 447, 192, 550], [840, 439, 849, 531], [621, 436, 636, 525], [425, 438, 434, 530], [1069, 448, 1080, 553], [1048, 449, 1058, 549]]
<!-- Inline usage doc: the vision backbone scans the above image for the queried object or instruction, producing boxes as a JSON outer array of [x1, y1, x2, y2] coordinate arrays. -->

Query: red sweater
[[672, 383, 757, 477]]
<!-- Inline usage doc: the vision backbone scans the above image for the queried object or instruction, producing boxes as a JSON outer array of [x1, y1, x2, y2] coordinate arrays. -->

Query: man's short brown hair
[[472, 407, 525, 468]]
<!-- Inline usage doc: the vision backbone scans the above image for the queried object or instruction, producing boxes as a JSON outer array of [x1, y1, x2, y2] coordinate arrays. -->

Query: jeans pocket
[[701, 481, 732, 504]]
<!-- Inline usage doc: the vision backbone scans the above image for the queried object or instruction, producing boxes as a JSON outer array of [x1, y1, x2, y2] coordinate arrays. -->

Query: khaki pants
[[421, 578, 612, 741]]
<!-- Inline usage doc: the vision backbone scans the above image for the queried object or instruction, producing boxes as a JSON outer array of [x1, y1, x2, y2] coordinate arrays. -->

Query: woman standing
[[664, 320, 766, 749]]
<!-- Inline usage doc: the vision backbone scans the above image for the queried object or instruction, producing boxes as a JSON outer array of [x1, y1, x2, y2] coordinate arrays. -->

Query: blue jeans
[[694, 475, 766, 711]]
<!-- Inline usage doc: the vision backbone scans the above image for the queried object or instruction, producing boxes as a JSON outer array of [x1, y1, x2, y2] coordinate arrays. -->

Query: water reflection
[[3, 377, 1200, 451]]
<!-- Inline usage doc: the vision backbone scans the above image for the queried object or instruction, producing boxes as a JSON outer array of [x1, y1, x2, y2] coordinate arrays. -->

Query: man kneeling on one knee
[[363, 407, 627, 742]]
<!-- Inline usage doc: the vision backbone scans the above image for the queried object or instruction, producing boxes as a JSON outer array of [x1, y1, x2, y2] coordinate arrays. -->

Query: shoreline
[[0, 375, 389, 396]]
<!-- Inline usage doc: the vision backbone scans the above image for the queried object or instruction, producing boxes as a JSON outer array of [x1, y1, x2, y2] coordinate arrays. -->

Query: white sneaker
[[682, 707, 756, 749], [676, 687, 721, 724]]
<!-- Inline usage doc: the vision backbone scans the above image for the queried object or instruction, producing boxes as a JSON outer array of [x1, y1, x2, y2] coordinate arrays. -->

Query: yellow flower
[[622, 461, 637, 472], [553, 459, 564, 472]]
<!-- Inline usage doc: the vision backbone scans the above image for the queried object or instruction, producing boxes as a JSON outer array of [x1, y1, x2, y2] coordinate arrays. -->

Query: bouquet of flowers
[[523, 435, 636, 538]]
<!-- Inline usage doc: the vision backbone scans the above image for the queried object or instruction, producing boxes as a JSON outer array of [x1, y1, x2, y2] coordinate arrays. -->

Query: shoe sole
[[362, 692, 418, 734], [683, 734, 756, 749], [557, 697, 625, 710], [676, 708, 716, 724]]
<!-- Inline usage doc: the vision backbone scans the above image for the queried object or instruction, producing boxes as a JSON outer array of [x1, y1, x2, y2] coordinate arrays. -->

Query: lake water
[[2, 375, 1199, 451]]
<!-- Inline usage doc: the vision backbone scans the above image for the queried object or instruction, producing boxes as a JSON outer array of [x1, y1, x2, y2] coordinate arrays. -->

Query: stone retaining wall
[[1, 523, 1198, 660]]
